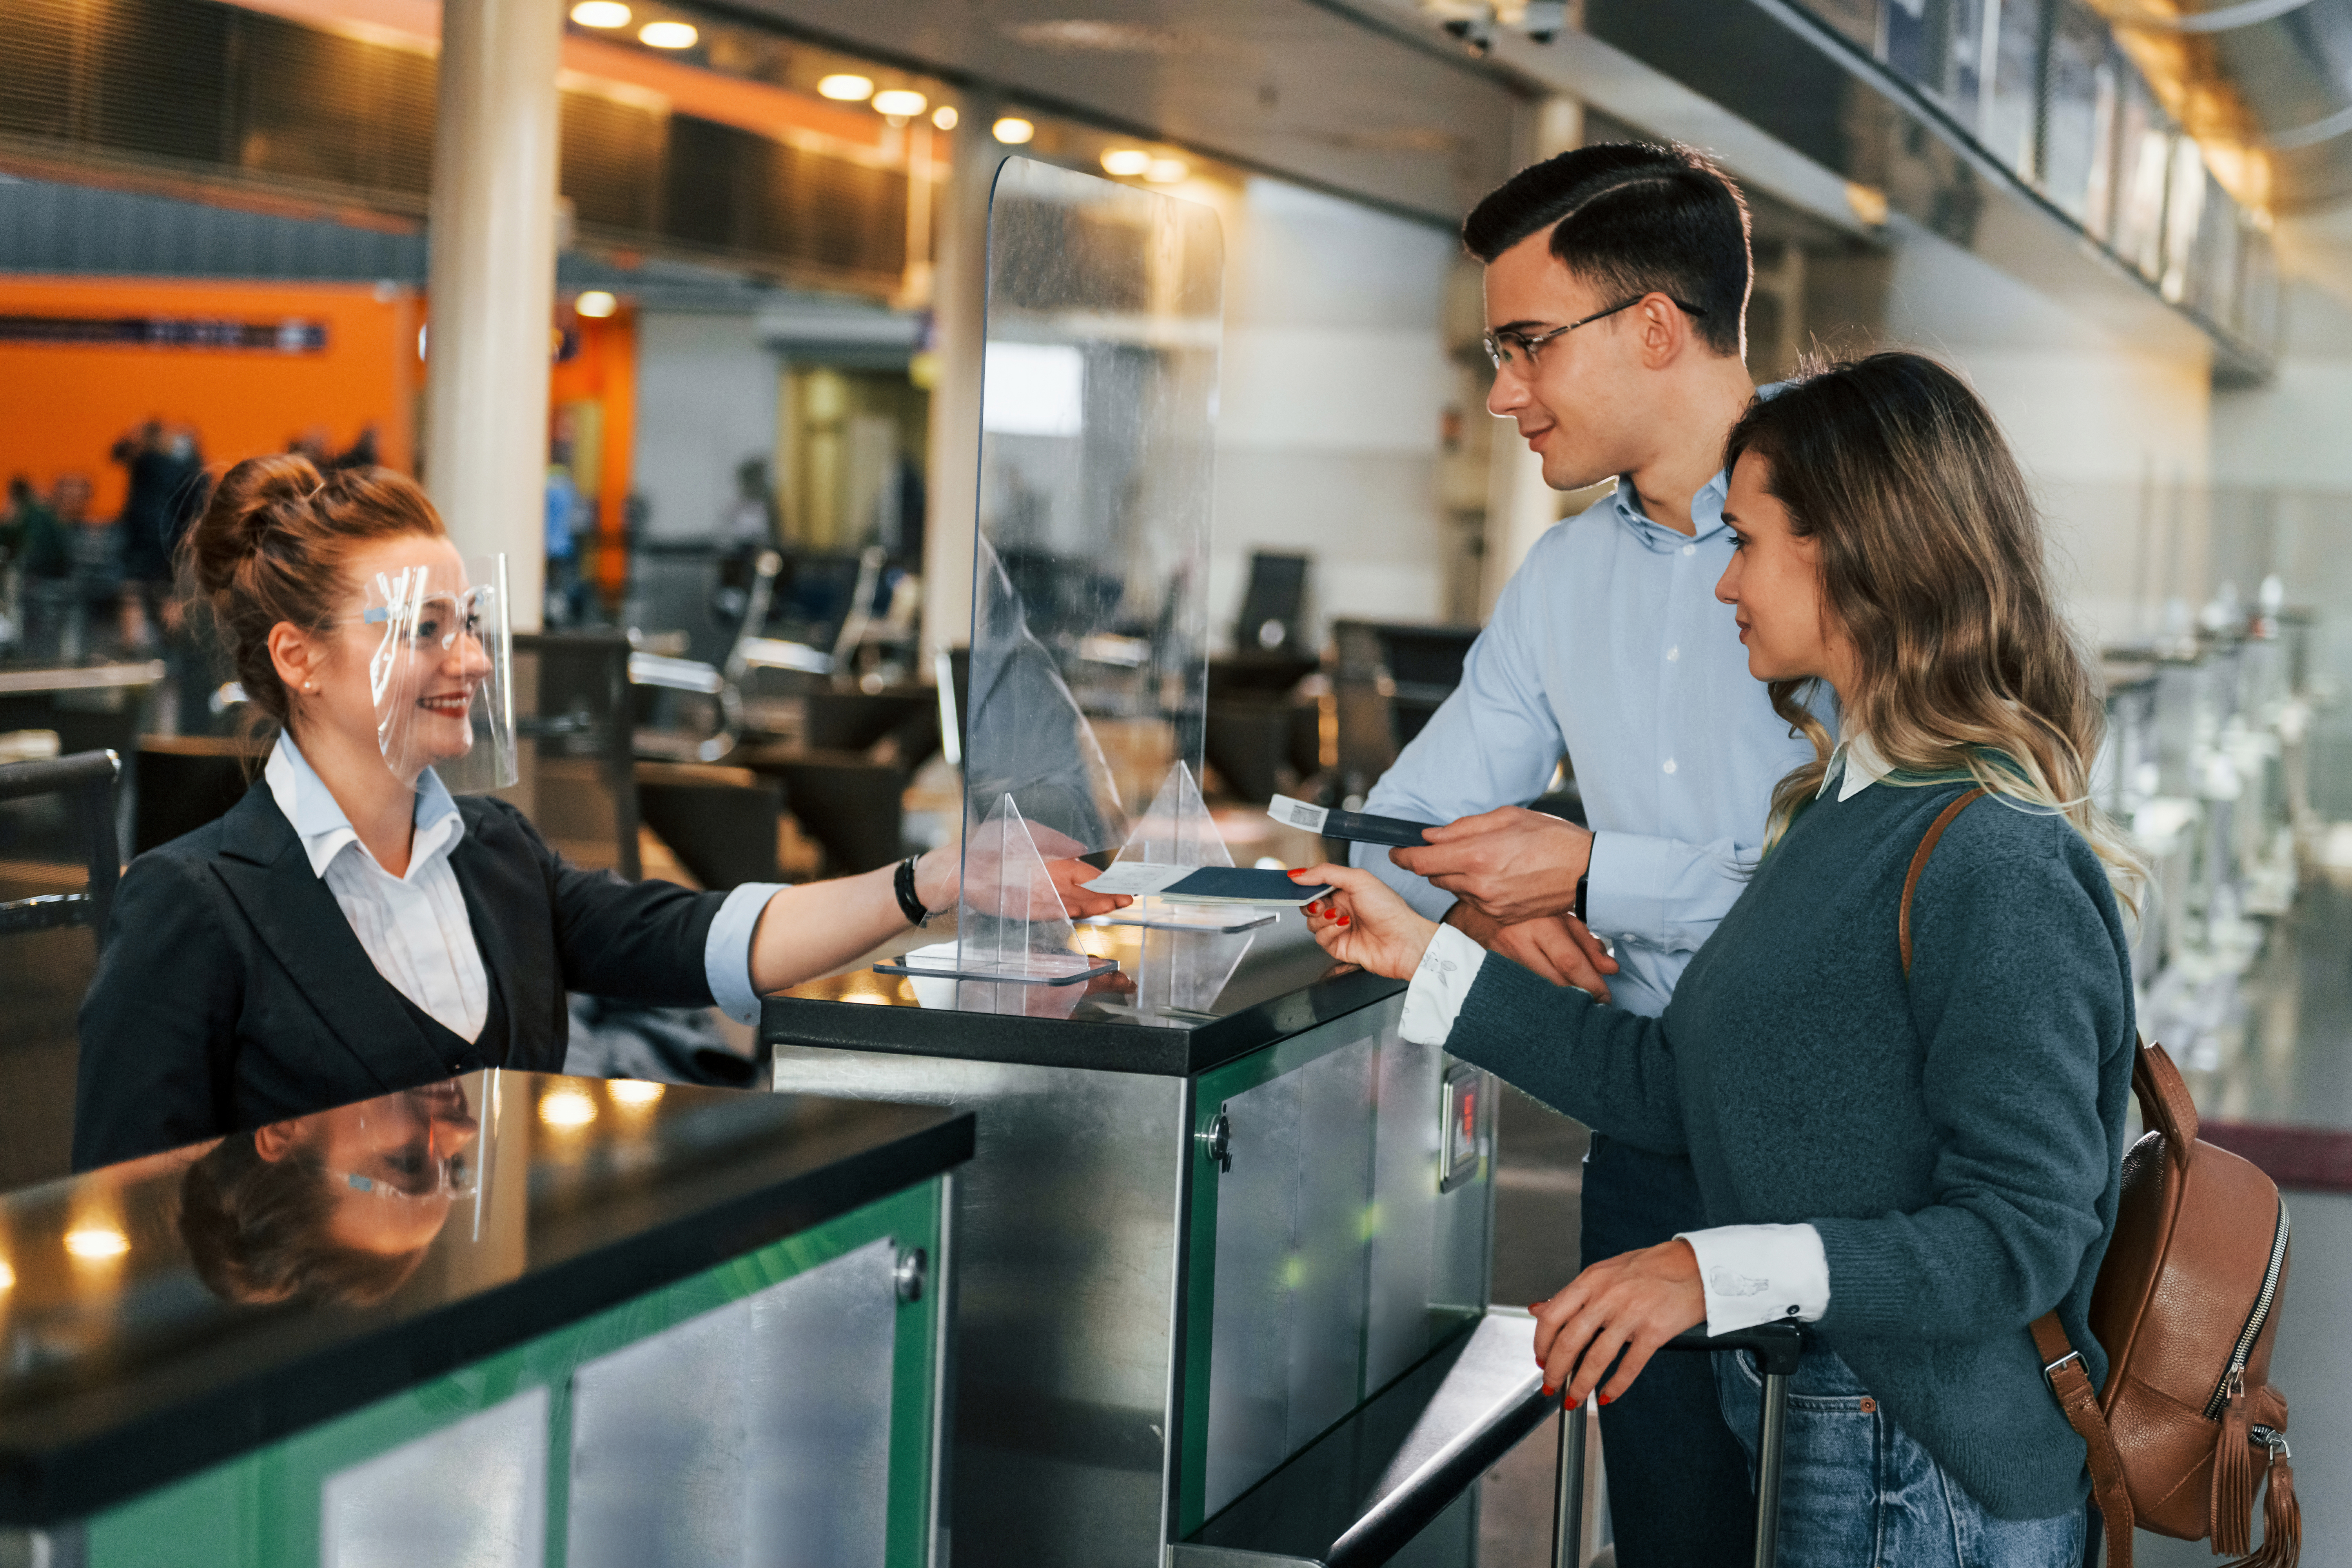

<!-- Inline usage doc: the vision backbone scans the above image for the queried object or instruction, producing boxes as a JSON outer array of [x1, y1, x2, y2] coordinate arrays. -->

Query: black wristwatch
[[895, 855, 932, 927], [1573, 873, 1589, 925]]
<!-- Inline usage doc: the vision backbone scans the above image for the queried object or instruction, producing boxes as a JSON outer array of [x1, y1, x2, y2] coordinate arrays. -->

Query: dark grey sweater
[[1446, 773, 2135, 1521]]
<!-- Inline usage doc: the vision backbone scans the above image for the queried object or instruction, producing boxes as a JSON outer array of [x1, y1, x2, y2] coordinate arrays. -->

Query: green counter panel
[[83, 1180, 945, 1568]]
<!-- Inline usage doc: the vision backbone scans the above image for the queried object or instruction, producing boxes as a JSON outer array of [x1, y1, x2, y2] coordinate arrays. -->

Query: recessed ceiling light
[[575, 290, 618, 318], [992, 116, 1036, 145], [872, 89, 927, 119], [609, 1080, 665, 1106], [819, 73, 876, 102], [539, 1089, 597, 1128], [637, 19, 695, 47], [1100, 149, 1152, 177], [1145, 158, 1190, 184], [932, 105, 959, 131], [570, 1, 630, 26]]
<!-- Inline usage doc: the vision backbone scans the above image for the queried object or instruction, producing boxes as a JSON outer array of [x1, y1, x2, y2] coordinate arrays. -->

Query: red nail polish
[[1338, 915, 1351, 926], [1541, 1384, 1556, 1397], [1528, 1303, 1543, 1313], [1599, 1393, 1612, 1407]]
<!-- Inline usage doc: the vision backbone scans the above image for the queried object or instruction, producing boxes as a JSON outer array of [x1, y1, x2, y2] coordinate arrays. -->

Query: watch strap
[[894, 855, 930, 927]]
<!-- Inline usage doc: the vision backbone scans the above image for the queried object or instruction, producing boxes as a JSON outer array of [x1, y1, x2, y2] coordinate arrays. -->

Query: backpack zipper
[[2201, 1201, 2290, 1421]]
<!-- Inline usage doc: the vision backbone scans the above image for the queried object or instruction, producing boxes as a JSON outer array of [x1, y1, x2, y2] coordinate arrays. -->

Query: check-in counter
[[0, 1071, 969, 1566], [763, 918, 1525, 1568]]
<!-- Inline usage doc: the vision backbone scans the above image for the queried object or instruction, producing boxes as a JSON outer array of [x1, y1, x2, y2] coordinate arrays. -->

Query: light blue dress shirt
[[1356, 471, 1826, 1018]]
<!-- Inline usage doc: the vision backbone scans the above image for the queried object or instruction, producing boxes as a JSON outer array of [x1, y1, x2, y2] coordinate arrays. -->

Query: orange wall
[[547, 305, 637, 599], [0, 277, 420, 516]]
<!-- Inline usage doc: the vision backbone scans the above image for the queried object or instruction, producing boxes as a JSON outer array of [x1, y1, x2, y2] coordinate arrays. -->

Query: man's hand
[[1532, 1240, 1707, 1404], [1446, 903, 1618, 1002], [1391, 806, 1592, 926]]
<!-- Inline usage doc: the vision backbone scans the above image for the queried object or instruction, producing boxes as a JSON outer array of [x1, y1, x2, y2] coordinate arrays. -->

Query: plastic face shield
[[363, 555, 515, 792]]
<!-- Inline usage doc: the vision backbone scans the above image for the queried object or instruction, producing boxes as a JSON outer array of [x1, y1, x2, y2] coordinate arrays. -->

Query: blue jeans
[[1583, 1136, 1755, 1567], [1714, 1342, 2089, 1568]]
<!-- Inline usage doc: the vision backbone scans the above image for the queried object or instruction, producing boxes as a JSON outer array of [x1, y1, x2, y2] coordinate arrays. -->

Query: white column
[[921, 102, 1004, 667], [1481, 96, 1583, 615], [424, 0, 564, 632]]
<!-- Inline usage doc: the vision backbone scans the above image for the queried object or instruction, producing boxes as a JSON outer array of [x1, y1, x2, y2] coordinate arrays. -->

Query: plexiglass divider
[[881, 156, 1236, 997]]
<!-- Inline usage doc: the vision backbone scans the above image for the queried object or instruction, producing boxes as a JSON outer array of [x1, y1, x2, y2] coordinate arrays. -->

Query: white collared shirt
[[265, 734, 788, 1043], [266, 733, 490, 1041], [1397, 742, 1906, 1336]]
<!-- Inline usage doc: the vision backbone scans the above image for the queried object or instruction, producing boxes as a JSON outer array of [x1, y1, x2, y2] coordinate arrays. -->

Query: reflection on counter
[[0, 1069, 969, 1568]]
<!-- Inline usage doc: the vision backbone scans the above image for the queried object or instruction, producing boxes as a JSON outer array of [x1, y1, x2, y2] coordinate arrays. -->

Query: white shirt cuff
[[704, 882, 787, 1024], [1399, 921, 1488, 1046], [1677, 1223, 1831, 1338]]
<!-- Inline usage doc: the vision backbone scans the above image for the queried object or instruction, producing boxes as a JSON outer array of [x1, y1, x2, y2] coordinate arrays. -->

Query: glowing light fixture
[[539, 1088, 598, 1128], [818, 73, 875, 102], [991, 116, 1035, 145], [638, 19, 696, 47], [64, 1228, 128, 1260], [0, 1259, 15, 1290], [931, 105, 958, 131], [1100, 149, 1152, 177], [609, 1079, 665, 1107], [1145, 157, 1190, 184], [871, 89, 927, 120], [575, 290, 619, 319], [569, 0, 630, 25]]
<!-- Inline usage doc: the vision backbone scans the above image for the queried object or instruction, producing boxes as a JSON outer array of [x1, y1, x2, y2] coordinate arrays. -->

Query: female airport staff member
[[75, 454, 1125, 1170], [1297, 354, 2141, 1565]]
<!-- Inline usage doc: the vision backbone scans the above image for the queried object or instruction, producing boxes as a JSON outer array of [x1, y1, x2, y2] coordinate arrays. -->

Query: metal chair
[[0, 751, 122, 941]]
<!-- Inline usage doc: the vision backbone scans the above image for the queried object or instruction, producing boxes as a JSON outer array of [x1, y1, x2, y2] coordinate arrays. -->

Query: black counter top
[[0, 1071, 971, 1526], [760, 915, 1406, 1077]]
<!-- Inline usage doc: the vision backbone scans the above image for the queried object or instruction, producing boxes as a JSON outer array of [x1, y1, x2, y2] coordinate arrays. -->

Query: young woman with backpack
[[1298, 352, 2150, 1565]]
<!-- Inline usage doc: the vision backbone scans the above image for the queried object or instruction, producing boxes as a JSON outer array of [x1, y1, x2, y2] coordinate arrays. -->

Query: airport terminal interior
[[0, 0, 2348, 1563]]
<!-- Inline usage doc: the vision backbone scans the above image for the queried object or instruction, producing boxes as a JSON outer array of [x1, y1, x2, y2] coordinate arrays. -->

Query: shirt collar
[[264, 731, 465, 880], [1817, 727, 1895, 803]]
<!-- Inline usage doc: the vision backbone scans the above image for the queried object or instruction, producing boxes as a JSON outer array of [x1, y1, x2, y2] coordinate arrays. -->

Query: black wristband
[[1573, 873, 1589, 925], [894, 855, 931, 927]]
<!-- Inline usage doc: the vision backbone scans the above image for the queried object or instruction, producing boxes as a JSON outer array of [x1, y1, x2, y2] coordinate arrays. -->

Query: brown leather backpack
[[1903, 789, 2299, 1568]]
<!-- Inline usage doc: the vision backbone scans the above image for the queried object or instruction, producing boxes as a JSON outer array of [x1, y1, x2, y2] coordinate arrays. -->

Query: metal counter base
[[766, 948, 1499, 1568]]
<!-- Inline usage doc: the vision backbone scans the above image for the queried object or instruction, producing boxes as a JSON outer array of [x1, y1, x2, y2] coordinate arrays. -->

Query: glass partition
[[887, 156, 1230, 993]]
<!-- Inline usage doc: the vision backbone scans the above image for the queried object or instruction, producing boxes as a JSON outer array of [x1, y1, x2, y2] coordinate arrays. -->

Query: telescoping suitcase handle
[[1549, 1322, 1801, 1568]]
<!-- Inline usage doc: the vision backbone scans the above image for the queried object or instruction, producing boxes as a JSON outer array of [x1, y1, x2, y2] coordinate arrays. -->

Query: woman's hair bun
[[174, 452, 446, 726]]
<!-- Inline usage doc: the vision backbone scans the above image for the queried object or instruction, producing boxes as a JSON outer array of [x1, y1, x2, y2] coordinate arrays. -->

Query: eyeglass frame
[[1483, 293, 1710, 372]]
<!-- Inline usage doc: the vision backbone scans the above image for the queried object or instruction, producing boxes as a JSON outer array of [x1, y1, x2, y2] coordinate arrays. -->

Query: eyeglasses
[[1483, 294, 1710, 372], [333, 1151, 477, 1201]]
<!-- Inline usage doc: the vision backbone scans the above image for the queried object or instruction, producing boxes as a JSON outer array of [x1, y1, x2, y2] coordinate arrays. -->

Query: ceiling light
[[637, 19, 695, 47], [609, 1079, 665, 1106], [539, 1088, 597, 1128], [1145, 158, 1190, 183], [1100, 149, 1152, 177], [570, 1, 630, 26], [872, 89, 927, 120], [992, 116, 1035, 145], [931, 105, 958, 131], [819, 73, 875, 102], [64, 1228, 128, 1259], [0, 1260, 13, 1290], [575, 290, 618, 319]]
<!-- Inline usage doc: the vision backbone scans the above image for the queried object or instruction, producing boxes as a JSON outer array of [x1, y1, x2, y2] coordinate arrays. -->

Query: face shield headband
[[362, 554, 516, 793]]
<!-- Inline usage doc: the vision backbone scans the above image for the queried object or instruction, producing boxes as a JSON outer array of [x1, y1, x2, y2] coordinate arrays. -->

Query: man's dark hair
[[1462, 142, 1751, 358]]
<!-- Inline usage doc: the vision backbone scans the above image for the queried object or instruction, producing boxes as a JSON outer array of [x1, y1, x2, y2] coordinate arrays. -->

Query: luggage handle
[[1550, 1323, 1800, 1568]]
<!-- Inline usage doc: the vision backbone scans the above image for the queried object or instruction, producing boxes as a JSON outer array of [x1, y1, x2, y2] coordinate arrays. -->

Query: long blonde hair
[[1725, 352, 2144, 911]]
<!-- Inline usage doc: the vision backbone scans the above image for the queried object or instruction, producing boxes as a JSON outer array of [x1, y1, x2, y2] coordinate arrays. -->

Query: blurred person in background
[[55, 473, 115, 661], [545, 440, 583, 627], [112, 419, 208, 652], [2, 476, 73, 657]]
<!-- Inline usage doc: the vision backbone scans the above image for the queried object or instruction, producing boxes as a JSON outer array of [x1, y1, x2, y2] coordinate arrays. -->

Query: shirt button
[[1662, 759, 1677, 775], [1666, 645, 1680, 661], [1681, 543, 1697, 557]]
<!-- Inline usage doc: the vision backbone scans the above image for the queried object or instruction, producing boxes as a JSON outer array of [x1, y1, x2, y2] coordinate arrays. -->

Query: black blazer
[[74, 786, 727, 1171]]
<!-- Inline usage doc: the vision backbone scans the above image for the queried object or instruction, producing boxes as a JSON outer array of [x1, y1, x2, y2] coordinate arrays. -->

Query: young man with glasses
[[1354, 143, 1819, 1564]]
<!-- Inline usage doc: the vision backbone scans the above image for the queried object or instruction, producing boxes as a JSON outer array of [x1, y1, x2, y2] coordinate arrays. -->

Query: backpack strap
[[1897, 786, 1986, 976], [1901, 788, 2140, 1566]]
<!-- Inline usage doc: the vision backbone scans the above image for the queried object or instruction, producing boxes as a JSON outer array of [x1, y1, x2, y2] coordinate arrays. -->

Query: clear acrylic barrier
[[899, 155, 1232, 993]]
